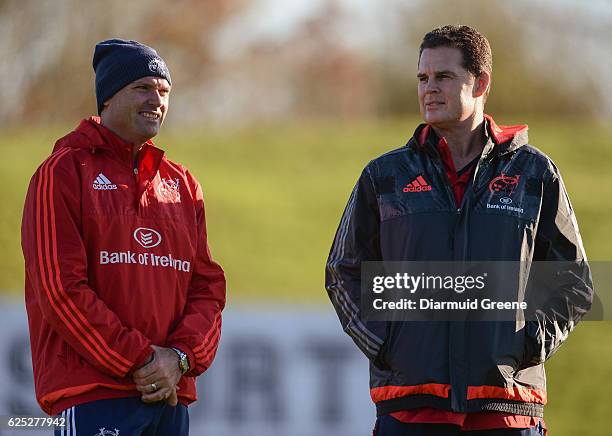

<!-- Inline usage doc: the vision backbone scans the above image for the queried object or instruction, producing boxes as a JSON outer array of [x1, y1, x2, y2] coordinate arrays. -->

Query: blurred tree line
[[0, 0, 609, 127], [378, 0, 608, 119]]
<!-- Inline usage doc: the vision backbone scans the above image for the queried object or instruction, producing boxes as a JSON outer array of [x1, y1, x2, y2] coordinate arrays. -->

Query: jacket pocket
[[64, 343, 86, 367], [374, 322, 392, 371], [466, 321, 526, 385], [58, 341, 69, 365], [519, 321, 542, 369], [384, 321, 449, 385]]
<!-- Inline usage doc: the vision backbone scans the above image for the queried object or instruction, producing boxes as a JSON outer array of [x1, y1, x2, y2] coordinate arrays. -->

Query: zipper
[[133, 162, 142, 215], [471, 139, 496, 193], [133, 158, 152, 216], [420, 140, 469, 411], [447, 141, 494, 413], [460, 139, 496, 259], [426, 148, 464, 258], [428, 147, 458, 210]]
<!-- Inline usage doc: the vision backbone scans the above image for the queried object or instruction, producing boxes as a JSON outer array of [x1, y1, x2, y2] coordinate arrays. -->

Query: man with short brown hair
[[326, 25, 591, 435]]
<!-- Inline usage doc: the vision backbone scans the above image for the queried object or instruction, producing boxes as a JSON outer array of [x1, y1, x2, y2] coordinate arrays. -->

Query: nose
[[148, 90, 164, 106], [424, 77, 439, 94]]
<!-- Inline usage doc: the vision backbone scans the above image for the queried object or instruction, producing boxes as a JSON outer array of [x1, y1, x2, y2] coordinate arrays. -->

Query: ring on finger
[[150, 383, 157, 392]]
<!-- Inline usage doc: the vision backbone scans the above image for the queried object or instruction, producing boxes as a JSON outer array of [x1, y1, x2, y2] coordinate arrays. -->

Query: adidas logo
[[403, 175, 432, 193], [93, 173, 117, 190]]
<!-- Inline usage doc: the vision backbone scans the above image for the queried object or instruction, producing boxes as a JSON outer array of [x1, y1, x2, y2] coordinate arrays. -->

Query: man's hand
[[133, 345, 182, 404], [166, 386, 178, 406]]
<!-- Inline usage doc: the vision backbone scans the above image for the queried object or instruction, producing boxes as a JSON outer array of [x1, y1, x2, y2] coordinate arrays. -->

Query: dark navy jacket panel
[[325, 120, 592, 417]]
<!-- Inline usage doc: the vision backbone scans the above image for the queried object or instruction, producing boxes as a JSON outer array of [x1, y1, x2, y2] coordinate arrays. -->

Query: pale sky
[[213, 0, 612, 117], [216, 0, 612, 58]]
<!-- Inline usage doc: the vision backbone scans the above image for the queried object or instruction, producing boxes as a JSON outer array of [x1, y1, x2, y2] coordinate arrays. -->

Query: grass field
[[1, 117, 611, 433]]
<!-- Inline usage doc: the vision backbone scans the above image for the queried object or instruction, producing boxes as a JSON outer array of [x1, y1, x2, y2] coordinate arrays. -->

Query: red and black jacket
[[21, 117, 226, 415], [325, 115, 592, 417]]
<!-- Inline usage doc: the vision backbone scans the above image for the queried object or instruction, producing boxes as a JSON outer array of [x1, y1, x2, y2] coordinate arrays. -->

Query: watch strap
[[171, 347, 189, 374]]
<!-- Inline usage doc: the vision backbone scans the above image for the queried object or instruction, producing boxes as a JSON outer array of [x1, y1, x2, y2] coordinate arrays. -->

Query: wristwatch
[[171, 347, 190, 374]]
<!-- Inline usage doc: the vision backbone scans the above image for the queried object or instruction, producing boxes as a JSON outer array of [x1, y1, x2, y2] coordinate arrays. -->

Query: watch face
[[173, 348, 189, 373]]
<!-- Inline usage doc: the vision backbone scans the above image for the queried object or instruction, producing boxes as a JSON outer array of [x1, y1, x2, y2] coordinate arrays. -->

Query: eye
[[418, 76, 427, 83]]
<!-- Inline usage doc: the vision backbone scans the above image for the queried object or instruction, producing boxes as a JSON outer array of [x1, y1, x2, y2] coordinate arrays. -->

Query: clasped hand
[[133, 345, 182, 405]]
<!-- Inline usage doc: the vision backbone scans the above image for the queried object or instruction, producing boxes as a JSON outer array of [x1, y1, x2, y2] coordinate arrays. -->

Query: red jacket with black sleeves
[[21, 117, 226, 415]]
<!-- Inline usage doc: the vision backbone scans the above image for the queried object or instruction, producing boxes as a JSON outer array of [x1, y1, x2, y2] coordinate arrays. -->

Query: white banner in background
[[0, 301, 375, 436]]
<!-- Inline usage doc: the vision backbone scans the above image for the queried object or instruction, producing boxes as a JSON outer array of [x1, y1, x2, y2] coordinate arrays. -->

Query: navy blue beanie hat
[[93, 39, 172, 114]]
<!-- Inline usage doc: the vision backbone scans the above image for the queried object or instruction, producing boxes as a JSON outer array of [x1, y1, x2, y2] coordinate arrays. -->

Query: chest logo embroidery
[[489, 173, 520, 201], [403, 175, 432, 193], [157, 177, 181, 202], [92, 173, 117, 190], [487, 173, 524, 214], [133, 227, 162, 249]]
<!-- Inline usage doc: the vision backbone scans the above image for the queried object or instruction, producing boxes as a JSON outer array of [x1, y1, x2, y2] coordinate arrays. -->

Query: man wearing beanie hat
[[21, 39, 226, 435]]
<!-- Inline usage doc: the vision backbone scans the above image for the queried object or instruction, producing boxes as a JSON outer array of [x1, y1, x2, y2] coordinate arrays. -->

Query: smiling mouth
[[140, 111, 161, 120], [426, 102, 444, 107]]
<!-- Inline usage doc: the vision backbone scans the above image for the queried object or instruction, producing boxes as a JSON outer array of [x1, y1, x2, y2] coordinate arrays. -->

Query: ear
[[473, 71, 491, 98], [98, 99, 111, 118]]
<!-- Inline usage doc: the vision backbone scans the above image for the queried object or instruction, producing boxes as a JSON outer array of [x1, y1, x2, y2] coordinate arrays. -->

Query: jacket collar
[[53, 116, 165, 167], [410, 114, 528, 158]]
